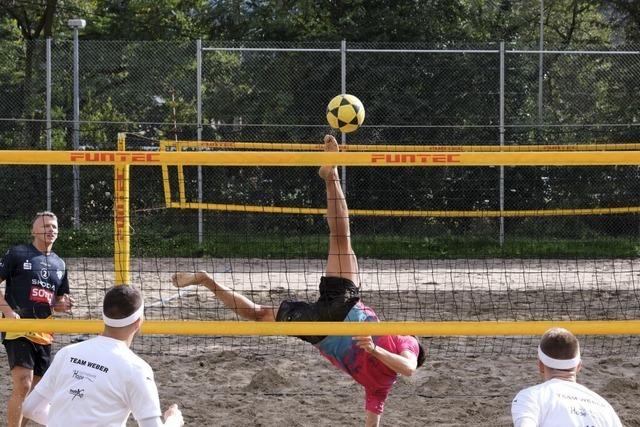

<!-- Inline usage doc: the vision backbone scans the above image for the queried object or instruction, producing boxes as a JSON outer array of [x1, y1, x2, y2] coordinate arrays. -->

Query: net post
[[114, 133, 131, 285], [159, 140, 173, 207]]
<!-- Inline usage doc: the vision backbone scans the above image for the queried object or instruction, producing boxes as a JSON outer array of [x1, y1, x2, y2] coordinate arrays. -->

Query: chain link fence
[[1, 41, 640, 357], [1, 41, 639, 245]]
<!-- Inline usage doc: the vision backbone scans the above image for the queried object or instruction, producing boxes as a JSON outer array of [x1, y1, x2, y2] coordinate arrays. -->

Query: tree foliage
[[1, 0, 640, 244], [0, 1, 637, 44]]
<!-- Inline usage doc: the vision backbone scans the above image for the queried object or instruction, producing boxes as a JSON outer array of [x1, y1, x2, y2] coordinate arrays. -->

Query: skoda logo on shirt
[[40, 268, 49, 279], [57, 270, 63, 280]]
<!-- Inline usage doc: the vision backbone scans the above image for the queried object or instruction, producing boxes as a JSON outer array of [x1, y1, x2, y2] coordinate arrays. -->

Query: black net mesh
[[1, 41, 640, 358]]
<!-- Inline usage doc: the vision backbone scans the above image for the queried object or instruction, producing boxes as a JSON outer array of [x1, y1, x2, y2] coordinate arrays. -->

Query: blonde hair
[[32, 211, 57, 224]]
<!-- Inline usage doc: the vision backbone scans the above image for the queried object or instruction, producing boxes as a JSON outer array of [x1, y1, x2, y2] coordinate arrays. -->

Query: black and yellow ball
[[326, 94, 365, 133]]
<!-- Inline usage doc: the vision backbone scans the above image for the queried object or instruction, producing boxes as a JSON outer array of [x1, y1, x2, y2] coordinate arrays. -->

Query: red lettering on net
[[370, 154, 461, 164], [115, 203, 126, 240], [70, 152, 160, 163], [114, 169, 127, 240], [115, 170, 125, 192]]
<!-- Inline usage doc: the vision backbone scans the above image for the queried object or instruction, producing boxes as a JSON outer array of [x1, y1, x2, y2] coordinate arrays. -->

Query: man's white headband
[[537, 346, 580, 370], [102, 303, 144, 327]]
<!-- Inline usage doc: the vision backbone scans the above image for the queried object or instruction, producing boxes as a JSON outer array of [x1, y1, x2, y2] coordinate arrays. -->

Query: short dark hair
[[415, 338, 426, 368], [103, 285, 142, 321], [540, 327, 580, 360]]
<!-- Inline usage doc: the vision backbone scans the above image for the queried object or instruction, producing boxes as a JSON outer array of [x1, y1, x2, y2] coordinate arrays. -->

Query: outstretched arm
[[172, 271, 277, 321]]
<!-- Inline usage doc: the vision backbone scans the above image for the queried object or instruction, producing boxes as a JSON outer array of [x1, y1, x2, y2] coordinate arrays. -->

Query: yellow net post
[[114, 133, 130, 285]]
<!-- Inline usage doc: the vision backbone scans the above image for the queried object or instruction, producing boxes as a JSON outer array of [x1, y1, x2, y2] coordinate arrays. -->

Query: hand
[[172, 272, 196, 288], [2, 310, 19, 319], [54, 294, 75, 313], [163, 404, 184, 426], [354, 335, 377, 354], [172, 271, 209, 288]]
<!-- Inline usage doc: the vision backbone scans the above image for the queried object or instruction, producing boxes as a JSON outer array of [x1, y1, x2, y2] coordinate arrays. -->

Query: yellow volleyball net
[[1, 133, 640, 357], [158, 139, 640, 217]]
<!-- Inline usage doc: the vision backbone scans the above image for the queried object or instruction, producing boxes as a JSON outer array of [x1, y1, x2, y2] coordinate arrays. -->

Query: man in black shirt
[[0, 211, 74, 427]]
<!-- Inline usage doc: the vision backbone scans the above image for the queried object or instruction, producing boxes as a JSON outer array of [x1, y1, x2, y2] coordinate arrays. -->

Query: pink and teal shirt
[[315, 301, 420, 414]]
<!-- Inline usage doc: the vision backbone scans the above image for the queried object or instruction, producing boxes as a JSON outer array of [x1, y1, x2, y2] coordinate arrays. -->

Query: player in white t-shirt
[[21, 285, 184, 427], [511, 327, 622, 427]]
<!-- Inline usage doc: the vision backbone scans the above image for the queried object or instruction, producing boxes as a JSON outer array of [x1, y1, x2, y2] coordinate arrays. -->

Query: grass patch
[[1, 222, 637, 259]]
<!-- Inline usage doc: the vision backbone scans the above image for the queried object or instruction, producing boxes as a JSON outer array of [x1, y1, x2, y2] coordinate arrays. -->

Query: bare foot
[[319, 134, 339, 180]]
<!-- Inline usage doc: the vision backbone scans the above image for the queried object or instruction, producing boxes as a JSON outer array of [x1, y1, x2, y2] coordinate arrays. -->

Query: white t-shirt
[[31, 335, 162, 427], [511, 378, 622, 427]]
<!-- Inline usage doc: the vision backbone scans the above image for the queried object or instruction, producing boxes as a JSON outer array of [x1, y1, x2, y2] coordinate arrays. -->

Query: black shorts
[[276, 276, 360, 345], [3, 337, 52, 377]]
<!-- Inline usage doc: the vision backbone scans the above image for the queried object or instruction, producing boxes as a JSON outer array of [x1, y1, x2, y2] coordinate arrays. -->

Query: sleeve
[[21, 389, 51, 425], [513, 419, 537, 427], [32, 346, 66, 398], [138, 415, 183, 427], [127, 362, 163, 422], [137, 417, 164, 427], [56, 262, 70, 296], [395, 335, 419, 357], [610, 405, 623, 427], [23, 347, 67, 424], [511, 388, 539, 427]]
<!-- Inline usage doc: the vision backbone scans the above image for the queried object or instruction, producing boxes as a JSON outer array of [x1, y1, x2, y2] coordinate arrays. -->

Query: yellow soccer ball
[[326, 94, 365, 133]]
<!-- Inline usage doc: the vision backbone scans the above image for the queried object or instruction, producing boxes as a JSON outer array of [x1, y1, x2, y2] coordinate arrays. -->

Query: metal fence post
[[340, 39, 347, 194], [197, 39, 203, 245], [46, 38, 52, 212], [71, 26, 81, 228], [538, 0, 545, 140], [499, 42, 505, 247]]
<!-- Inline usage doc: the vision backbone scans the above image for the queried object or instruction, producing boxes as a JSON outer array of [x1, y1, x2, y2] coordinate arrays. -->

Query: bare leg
[[172, 272, 277, 321], [8, 366, 32, 427], [319, 135, 359, 285], [365, 411, 381, 427]]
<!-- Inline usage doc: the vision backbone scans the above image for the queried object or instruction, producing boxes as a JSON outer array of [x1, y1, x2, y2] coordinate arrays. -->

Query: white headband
[[537, 346, 581, 370], [103, 303, 144, 327]]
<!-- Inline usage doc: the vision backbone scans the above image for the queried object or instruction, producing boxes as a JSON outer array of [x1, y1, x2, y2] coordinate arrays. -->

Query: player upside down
[[173, 134, 425, 427]]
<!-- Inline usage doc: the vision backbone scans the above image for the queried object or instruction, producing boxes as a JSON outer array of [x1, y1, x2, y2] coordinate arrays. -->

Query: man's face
[[32, 216, 58, 247]]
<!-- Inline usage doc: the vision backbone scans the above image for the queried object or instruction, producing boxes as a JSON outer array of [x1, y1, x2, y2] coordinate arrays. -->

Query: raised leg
[[319, 135, 359, 286]]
